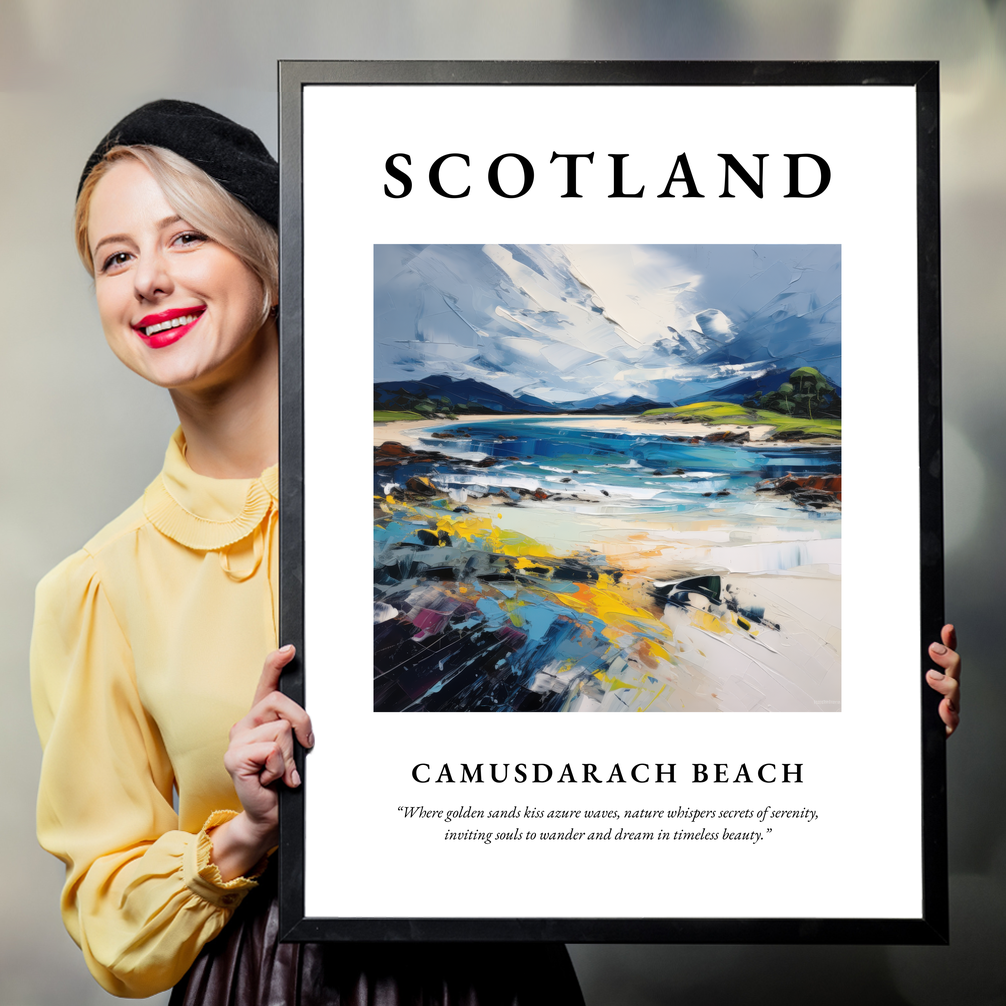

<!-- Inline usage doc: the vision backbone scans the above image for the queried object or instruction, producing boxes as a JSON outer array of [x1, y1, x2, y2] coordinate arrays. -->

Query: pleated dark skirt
[[169, 869, 585, 1006]]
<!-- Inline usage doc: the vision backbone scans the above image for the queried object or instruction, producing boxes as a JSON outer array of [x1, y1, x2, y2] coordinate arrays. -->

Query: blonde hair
[[75, 145, 278, 323]]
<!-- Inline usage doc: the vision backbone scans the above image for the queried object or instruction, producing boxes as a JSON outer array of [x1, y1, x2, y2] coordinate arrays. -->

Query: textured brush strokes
[[374, 245, 841, 712], [373, 244, 840, 407]]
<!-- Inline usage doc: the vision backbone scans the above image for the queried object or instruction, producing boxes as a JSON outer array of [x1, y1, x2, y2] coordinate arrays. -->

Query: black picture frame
[[277, 60, 945, 944]]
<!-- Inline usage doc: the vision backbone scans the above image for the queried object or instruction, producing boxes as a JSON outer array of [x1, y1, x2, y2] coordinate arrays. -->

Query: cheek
[[193, 252, 266, 331], [222, 267, 268, 334], [94, 286, 133, 346]]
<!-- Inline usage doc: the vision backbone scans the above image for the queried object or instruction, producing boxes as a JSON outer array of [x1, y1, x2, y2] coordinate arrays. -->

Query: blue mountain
[[676, 368, 842, 406], [375, 377, 666, 414], [375, 376, 560, 414]]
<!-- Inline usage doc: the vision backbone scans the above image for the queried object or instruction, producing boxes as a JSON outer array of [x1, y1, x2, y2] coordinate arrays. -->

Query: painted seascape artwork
[[373, 244, 841, 713]]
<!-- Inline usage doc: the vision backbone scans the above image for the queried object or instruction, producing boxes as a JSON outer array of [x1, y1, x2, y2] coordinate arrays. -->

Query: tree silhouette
[[788, 367, 834, 420]]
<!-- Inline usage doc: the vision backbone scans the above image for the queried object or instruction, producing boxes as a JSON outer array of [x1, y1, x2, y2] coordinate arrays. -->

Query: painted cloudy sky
[[373, 244, 841, 407]]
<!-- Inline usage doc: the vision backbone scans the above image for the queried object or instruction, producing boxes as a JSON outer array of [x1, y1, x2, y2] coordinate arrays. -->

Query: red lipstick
[[132, 306, 205, 349]]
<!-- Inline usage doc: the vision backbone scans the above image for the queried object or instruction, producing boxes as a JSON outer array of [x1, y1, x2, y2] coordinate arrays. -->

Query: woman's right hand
[[209, 645, 314, 881]]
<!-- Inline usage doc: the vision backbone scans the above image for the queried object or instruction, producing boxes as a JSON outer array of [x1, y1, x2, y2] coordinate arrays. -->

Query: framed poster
[[277, 61, 946, 943]]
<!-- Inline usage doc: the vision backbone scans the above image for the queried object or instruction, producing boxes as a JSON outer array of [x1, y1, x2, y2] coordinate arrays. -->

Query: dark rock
[[755, 472, 841, 509], [704, 430, 750, 443], [375, 441, 453, 466], [767, 429, 840, 442], [406, 477, 437, 497], [790, 488, 839, 508]]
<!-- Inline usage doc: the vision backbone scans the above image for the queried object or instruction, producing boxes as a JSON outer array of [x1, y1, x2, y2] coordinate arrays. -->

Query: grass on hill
[[374, 410, 422, 423], [642, 401, 841, 439]]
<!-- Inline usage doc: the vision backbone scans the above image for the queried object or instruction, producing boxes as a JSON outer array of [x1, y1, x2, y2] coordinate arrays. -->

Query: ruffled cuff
[[182, 810, 269, 909]]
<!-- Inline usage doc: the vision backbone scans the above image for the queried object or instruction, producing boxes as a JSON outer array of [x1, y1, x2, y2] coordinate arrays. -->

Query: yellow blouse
[[31, 428, 279, 998]]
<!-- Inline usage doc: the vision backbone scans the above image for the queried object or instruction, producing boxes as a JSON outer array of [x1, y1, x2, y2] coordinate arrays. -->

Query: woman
[[31, 100, 586, 1003], [33, 99, 962, 1003]]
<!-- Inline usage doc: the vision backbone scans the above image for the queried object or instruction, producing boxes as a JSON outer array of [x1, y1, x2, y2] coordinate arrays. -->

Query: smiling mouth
[[142, 313, 198, 337], [135, 307, 206, 338]]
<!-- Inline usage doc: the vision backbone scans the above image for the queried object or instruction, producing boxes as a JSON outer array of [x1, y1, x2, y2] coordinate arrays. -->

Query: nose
[[133, 247, 173, 303]]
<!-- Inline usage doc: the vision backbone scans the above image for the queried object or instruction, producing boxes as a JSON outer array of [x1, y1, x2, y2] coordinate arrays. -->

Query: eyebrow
[[91, 215, 185, 258]]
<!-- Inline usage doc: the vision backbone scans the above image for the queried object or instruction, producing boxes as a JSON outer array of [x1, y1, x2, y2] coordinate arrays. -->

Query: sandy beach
[[374, 412, 840, 579], [373, 411, 841, 712], [376, 486, 841, 712], [374, 412, 779, 447]]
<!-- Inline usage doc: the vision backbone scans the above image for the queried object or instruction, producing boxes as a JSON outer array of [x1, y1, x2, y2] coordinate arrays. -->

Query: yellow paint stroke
[[552, 656, 579, 675], [692, 609, 732, 635], [377, 499, 743, 710], [593, 670, 636, 692], [634, 637, 665, 670], [640, 684, 667, 711], [502, 596, 527, 628], [556, 580, 673, 655], [402, 503, 697, 668], [432, 512, 557, 559]]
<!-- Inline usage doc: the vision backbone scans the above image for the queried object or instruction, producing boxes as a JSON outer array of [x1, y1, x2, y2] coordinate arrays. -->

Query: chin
[[109, 321, 271, 393], [122, 353, 218, 391]]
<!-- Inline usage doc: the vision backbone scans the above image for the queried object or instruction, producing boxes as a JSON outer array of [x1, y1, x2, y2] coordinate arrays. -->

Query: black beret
[[78, 99, 278, 228]]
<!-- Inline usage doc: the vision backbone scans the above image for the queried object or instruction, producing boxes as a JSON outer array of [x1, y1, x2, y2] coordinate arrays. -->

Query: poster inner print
[[373, 244, 841, 713]]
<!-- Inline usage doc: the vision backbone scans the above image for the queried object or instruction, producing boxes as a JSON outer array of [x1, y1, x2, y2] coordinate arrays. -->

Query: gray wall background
[[1, 2, 1003, 1003]]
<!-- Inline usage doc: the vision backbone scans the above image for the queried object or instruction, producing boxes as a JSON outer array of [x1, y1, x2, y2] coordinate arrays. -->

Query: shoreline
[[373, 412, 802, 447], [388, 491, 842, 580], [373, 418, 841, 712], [373, 413, 842, 577]]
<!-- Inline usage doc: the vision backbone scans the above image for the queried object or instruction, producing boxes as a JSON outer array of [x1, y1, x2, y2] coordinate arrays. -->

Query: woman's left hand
[[209, 645, 313, 881], [926, 624, 961, 737]]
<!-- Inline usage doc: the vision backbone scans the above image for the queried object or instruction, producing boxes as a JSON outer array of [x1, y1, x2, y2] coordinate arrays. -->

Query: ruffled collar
[[143, 428, 278, 551]]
